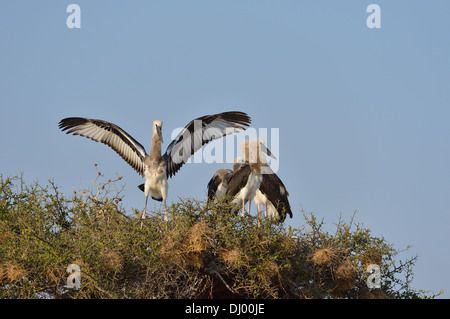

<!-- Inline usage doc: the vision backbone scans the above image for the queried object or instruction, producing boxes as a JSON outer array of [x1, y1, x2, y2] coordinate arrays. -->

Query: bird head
[[153, 120, 163, 143], [243, 138, 277, 164], [256, 138, 276, 160]]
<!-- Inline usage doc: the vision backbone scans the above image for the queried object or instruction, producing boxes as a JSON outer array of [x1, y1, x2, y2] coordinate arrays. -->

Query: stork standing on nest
[[58, 111, 251, 222], [224, 139, 276, 217], [207, 169, 233, 203], [207, 158, 244, 203], [253, 165, 292, 223]]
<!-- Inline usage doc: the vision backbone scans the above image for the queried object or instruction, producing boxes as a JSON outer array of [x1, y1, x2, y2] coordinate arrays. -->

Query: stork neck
[[250, 162, 262, 175], [149, 133, 162, 160]]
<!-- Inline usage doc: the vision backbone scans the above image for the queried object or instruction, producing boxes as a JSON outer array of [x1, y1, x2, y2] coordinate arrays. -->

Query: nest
[[99, 249, 122, 272], [332, 259, 357, 297], [0, 263, 25, 284], [312, 248, 333, 266]]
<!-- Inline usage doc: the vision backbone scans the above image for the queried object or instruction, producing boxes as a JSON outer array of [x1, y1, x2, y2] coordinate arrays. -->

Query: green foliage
[[0, 171, 441, 299]]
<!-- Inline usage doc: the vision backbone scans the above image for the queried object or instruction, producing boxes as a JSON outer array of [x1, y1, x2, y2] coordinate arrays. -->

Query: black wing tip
[[207, 190, 215, 203], [58, 117, 88, 131], [199, 111, 251, 128], [279, 201, 292, 221], [221, 111, 252, 126], [206, 175, 219, 201]]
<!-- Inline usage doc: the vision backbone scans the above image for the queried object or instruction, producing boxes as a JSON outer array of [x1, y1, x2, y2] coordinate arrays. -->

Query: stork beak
[[260, 143, 276, 159], [156, 125, 163, 143]]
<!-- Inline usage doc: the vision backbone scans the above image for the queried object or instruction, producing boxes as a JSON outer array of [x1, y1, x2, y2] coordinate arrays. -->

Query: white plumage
[[224, 139, 276, 217]]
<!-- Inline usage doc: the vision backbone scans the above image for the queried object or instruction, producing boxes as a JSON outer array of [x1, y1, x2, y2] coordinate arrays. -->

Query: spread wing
[[162, 111, 251, 178], [58, 117, 147, 176]]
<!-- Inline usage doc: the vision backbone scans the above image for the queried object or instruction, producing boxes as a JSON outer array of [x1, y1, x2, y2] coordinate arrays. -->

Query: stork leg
[[247, 201, 251, 215], [163, 197, 168, 222], [140, 195, 149, 229], [161, 182, 169, 222], [264, 202, 268, 219], [257, 204, 261, 227], [242, 198, 246, 217]]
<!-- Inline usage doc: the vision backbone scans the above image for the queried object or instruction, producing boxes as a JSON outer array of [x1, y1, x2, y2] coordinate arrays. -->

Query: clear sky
[[1, 0, 449, 297]]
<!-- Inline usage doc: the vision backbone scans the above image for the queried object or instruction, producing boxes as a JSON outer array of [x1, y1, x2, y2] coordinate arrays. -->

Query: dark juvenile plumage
[[207, 169, 233, 202], [255, 169, 292, 223]]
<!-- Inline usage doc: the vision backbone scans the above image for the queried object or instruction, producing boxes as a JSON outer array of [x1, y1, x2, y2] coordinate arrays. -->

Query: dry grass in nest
[[0, 263, 25, 284], [312, 248, 333, 266], [159, 228, 183, 262], [183, 221, 213, 269], [332, 259, 356, 296], [158, 221, 213, 267], [0, 230, 12, 244], [361, 252, 383, 269], [186, 251, 204, 269], [267, 261, 280, 279], [257, 261, 281, 283], [220, 247, 244, 268], [99, 249, 122, 272], [45, 263, 65, 286], [185, 221, 212, 253]]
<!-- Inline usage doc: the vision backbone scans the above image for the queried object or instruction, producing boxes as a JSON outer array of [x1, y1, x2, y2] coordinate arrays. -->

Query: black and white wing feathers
[[58, 117, 147, 176], [225, 164, 252, 198], [207, 168, 233, 202], [162, 111, 251, 178], [259, 172, 293, 222]]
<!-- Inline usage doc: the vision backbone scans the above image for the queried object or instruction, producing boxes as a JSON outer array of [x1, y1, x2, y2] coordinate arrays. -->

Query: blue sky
[[1, 1, 449, 297]]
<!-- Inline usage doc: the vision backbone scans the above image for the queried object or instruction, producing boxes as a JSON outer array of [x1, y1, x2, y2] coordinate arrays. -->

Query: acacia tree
[[0, 171, 441, 299]]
